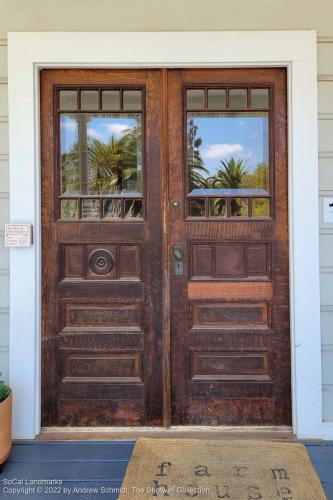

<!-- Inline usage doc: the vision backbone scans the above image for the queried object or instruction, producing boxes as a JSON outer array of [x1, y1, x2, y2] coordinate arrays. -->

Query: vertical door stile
[[161, 68, 171, 427]]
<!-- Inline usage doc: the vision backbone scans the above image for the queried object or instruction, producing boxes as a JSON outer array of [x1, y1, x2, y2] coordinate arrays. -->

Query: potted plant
[[0, 373, 12, 471]]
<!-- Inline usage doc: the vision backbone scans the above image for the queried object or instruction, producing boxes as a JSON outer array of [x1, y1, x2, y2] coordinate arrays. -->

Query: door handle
[[174, 248, 183, 261], [173, 245, 184, 276]]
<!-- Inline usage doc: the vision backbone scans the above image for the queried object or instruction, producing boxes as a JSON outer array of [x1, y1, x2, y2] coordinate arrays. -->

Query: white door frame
[[7, 31, 323, 439]]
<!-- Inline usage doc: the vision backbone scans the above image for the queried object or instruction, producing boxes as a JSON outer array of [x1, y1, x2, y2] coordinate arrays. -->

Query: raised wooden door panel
[[41, 69, 163, 426], [168, 68, 291, 425]]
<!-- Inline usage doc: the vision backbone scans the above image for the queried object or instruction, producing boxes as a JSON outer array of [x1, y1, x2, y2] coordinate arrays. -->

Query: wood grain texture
[[41, 68, 290, 428], [41, 69, 164, 426], [188, 282, 273, 299], [168, 68, 290, 426], [190, 241, 271, 280]]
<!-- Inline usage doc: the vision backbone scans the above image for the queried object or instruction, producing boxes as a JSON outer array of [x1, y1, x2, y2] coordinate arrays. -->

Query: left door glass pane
[[60, 113, 142, 195]]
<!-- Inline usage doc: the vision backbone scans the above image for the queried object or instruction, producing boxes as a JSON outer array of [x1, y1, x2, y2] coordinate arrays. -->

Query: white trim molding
[[7, 31, 322, 439]]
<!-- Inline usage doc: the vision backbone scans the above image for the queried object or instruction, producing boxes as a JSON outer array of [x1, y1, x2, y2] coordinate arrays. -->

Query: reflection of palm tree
[[88, 130, 138, 194], [209, 158, 249, 216], [208, 158, 249, 189], [61, 143, 80, 194], [61, 127, 140, 195], [188, 119, 208, 190]]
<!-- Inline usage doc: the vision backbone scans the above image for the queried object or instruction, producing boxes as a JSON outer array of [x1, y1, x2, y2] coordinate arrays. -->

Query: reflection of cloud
[[202, 143, 244, 159], [249, 134, 259, 140], [87, 128, 104, 140], [238, 120, 246, 127], [243, 149, 253, 159], [60, 118, 77, 130], [103, 123, 133, 137]]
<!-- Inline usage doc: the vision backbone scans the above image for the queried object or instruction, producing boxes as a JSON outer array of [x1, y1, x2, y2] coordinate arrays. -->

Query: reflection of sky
[[60, 114, 139, 154], [188, 113, 268, 176]]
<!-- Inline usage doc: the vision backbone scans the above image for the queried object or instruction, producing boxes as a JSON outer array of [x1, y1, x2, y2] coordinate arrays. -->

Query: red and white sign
[[5, 224, 33, 247]]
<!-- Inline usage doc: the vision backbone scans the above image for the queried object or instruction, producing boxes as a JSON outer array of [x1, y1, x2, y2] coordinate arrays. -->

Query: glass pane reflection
[[208, 89, 226, 109], [60, 91, 77, 110], [209, 198, 227, 217], [82, 199, 100, 218], [61, 199, 78, 219], [187, 90, 205, 110], [229, 89, 247, 109], [103, 199, 122, 218], [252, 197, 270, 217], [60, 113, 142, 196], [189, 199, 205, 217], [251, 89, 269, 109], [124, 199, 143, 218], [81, 91, 99, 110], [187, 112, 269, 196], [102, 91, 120, 110], [230, 198, 248, 217], [123, 91, 142, 110]]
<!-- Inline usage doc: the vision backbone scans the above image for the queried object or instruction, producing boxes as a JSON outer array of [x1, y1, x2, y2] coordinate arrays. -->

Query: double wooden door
[[41, 68, 290, 427]]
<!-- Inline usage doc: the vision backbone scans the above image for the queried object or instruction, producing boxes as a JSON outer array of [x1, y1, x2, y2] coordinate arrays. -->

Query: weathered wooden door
[[168, 68, 291, 425], [41, 69, 164, 426], [41, 68, 290, 427]]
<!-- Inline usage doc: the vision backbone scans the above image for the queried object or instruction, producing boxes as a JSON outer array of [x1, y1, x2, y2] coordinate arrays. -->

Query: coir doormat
[[119, 438, 326, 499]]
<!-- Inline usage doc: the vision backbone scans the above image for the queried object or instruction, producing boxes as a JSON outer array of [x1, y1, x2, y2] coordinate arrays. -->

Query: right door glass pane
[[187, 90, 205, 110], [230, 197, 248, 217], [187, 112, 269, 197], [229, 89, 247, 109], [252, 197, 270, 217], [251, 88, 269, 108], [208, 89, 226, 109], [102, 91, 120, 110]]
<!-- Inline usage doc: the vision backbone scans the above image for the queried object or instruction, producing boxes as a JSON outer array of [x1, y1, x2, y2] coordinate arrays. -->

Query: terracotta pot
[[0, 392, 12, 465]]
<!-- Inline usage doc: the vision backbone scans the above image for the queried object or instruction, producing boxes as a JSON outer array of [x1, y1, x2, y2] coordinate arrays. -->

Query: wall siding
[[318, 39, 333, 421], [0, 19, 332, 419], [0, 38, 9, 384]]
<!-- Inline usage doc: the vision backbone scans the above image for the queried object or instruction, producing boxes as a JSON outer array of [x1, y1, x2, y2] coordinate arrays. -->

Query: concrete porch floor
[[0, 440, 332, 499]]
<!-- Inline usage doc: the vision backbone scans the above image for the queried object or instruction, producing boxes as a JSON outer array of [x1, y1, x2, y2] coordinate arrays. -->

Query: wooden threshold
[[38, 426, 295, 442]]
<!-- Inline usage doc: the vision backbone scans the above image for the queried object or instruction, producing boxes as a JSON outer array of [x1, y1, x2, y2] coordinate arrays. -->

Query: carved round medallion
[[88, 249, 114, 275]]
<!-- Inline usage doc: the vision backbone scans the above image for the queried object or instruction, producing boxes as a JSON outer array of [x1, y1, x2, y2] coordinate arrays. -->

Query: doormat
[[118, 438, 326, 499]]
